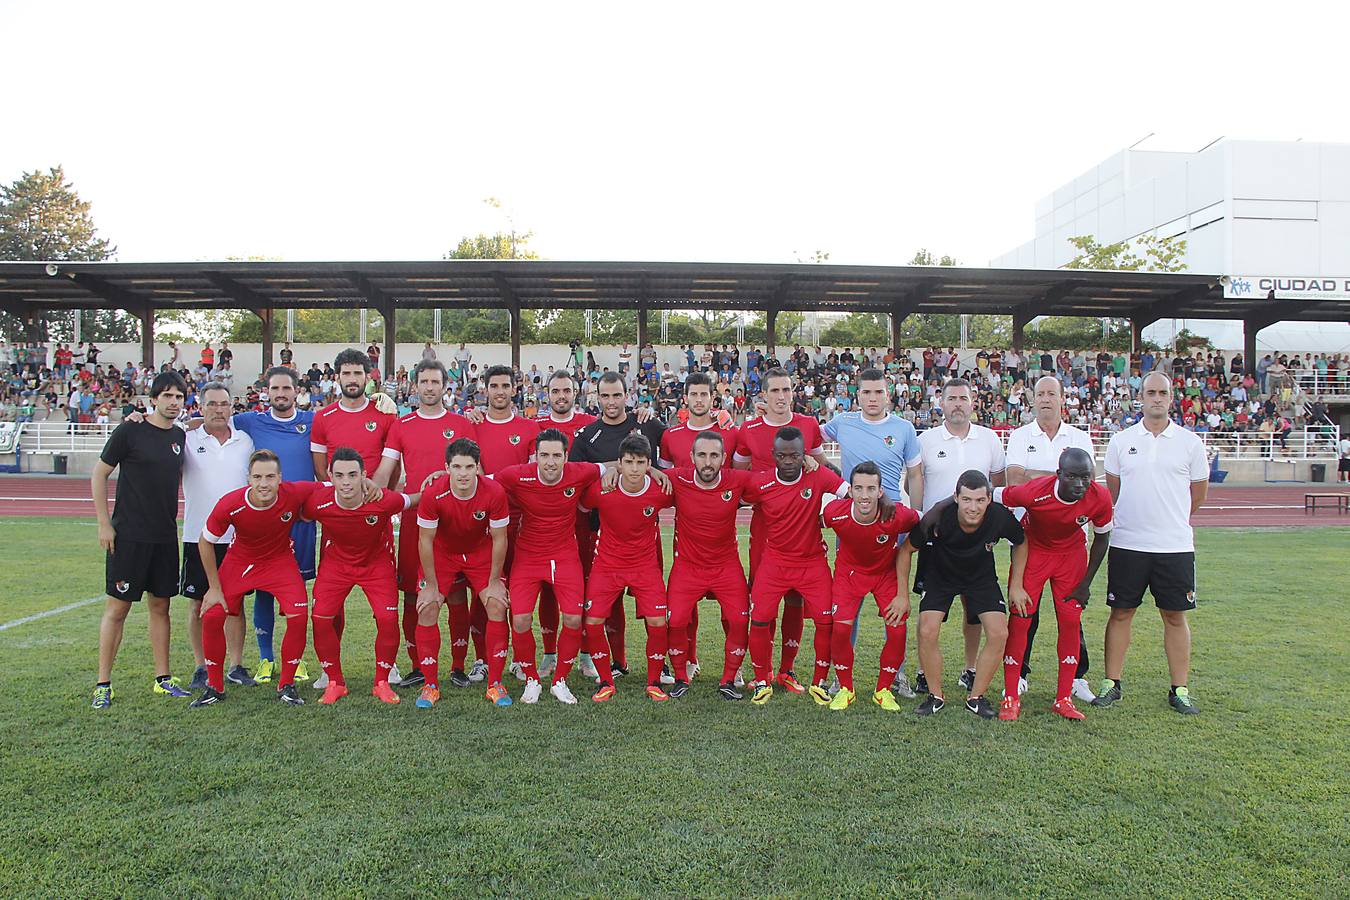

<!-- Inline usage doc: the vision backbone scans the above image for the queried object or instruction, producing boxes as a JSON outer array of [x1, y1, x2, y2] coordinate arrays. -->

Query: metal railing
[[1273, 368, 1350, 398], [7, 421, 117, 454]]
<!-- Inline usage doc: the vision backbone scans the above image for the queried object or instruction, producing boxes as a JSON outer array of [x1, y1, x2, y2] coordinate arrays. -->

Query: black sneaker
[[448, 669, 472, 688], [226, 665, 256, 686], [397, 669, 425, 689], [916, 695, 945, 716], [187, 666, 209, 692], [189, 686, 224, 708], [717, 682, 744, 701], [957, 668, 976, 692], [1093, 680, 1122, 707], [965, 695, 996, 720], [1168, 687, 1200, 715], [278, 684, 305, 705], [914, 671, 930, 695], [668, 680, 689, 699], [611, 663, 630, 679]]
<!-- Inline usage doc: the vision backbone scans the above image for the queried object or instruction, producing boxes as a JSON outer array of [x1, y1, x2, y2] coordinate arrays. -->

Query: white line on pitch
[[0, 596, 104, 632]]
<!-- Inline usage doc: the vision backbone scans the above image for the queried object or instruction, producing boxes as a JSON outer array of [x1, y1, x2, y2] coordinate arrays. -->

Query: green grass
[[1, 519, 1347, 898]]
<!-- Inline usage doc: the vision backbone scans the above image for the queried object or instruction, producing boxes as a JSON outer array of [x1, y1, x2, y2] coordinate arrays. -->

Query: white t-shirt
[[1338, 438, 1350, 460], [1103, 421, 1208, 553], [1005, 420, 1095, 476], [916, 422, 1007, 513], [182, 423, 254, 544]]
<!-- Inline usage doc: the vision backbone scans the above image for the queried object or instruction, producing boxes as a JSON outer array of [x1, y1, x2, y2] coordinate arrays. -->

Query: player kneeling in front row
[[823, 461, 920, 711], [192, 450, 322, 707], [414, 439, 510, 708], [900, 469, 1028, 719], [995, 448, 1112, 721], [304, 447, 417, 706]]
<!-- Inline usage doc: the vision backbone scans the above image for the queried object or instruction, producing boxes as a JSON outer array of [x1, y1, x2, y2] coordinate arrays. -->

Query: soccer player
[[181, 381, 254, 691], [734, 368, 829, 688], [91, 371, 191, 708], [494, 428, 606, 704], [304, 447, 415, 706], [310, 348, 397, 480], [191, 450, 322, 707], [995, 447, 1112, 721], [1004, 375, 1098, 703], [667, 430, 758, 700], [415, 439, 510, 708], [574, 434, 674, 703], [823, 461, 920, 711], [899, 470, 1027, 719], [373, 359, 477, 688], [1099, 372, 1208, 715], [744, 426, 850, 706]]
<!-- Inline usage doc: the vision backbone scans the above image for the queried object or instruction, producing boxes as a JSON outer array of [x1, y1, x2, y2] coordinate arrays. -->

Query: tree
[[900, 249, 962, 346], [820, 313, 888, 347], [1061, 233, 1188, 351], [0, 166, 120, 340]]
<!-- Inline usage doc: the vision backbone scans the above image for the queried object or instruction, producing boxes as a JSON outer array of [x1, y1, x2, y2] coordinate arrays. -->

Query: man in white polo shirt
[[181, 382, 255, 691], [1097, 372, 1208, 715], [912, 377, 1006, 695], [1004, 375, 1097, 704]]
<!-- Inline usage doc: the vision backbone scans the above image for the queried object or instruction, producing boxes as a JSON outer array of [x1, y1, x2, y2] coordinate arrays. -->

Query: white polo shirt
[[1103, 420, 1208, 553], [182, 423, 254, 544], [1006, 420, 1096, 476], [916, 422, 1006, 513]]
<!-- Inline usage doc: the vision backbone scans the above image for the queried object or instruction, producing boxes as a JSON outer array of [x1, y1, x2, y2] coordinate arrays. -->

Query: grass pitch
[[1, 519, 1347, 898]]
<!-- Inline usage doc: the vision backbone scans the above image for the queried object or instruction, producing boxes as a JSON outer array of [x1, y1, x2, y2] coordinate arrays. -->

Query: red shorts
[[218, 554, 308, 616], [1019, 547, 1088, 616], [585, 562, 667, 619], [397, 517, 422, 594], [750, 557, 833, 621], [508, 554, 584, 617], [666, 557, 749, 628], [314, 560, 399, 618], [433, 550, 493, 598], [831, 567, 901, 621]]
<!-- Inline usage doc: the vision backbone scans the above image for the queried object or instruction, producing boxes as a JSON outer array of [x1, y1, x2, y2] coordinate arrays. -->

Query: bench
[[1304, 493, 1350, 515]]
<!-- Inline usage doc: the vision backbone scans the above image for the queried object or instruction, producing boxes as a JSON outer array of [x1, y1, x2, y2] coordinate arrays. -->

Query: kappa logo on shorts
[[1106, 591, 1115, 603], [563, 486, 576, 497], [365, 515, 378, 525], [115, 580, 130, 593], [472, 510, 486, 520], [509, 434, 521, 445], [801, 487, 813, 499], [186, 584, 196, 594], [295, 423, 307, 433], [281, 511, 293, 522], [643, 506, 655, 517], [443, 428, 455, 439], [1076, 515, 1089, 525], [721, 490, 733, 502], [365, 420, 377, 432]]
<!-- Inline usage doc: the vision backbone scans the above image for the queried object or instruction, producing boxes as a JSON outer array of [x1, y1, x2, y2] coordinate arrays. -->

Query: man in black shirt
[[90, 370, 191, 709], [898, 469, 1028, 719]]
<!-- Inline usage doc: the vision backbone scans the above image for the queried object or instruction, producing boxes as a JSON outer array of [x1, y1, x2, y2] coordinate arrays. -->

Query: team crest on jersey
[[115, 580, 130, 593], [721, 490, 733, 502], [296, 424, 307, 433], [281, 511, 293, 523], [563, 486, 576, 497], [876, 533, 891, 544], [443, 428, 455, 440], [800, 487, 813, 499], [171, 443, 181, 455], [473, 510, 486, 520], [1076, 515, 1089, 525], [643, 506, 655, 517], [984, 541, 995, 552], [365, 515, 378, 525], [509, 434, 521, 445], [883, 435, 895, 446], [365, 421, 377, 432]]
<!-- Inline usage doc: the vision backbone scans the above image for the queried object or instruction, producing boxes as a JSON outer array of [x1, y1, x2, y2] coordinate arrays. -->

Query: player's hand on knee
[[884, 596, 909, 625], [1065, 583, 1090, 609], [481, 577, 508, 607], [416, 586, 442, 614], [200, 588, 224, 618]]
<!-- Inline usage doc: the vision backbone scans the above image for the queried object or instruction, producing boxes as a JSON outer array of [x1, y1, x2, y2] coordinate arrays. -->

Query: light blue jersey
[[822, 412, 921, 503], [232, 408, 317, 579]]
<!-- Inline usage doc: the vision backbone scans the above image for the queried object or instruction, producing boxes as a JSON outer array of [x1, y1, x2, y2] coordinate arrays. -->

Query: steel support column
[[637, 306, 649, 349]]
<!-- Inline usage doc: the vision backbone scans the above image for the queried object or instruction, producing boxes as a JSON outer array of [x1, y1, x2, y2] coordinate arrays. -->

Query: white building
[[993, 139, 1350, 353]]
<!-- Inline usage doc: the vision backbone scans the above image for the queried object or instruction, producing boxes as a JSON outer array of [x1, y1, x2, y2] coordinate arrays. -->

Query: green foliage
[[908, 248, 959, 267], [1059, 234, 1189, 349], [820, 313, 888, 347]]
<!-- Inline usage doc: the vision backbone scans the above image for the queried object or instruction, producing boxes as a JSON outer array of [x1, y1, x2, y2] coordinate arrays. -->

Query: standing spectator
[[618, 343, 633, 375], [366, 342, 380, 373], [454, 342, 472, 383], [279, 342, 294, 367], [218, 341, 233, 368], [200, 342, 215, 370]]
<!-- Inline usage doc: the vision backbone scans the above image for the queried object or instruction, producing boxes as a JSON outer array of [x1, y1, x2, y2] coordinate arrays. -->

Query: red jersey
[[734, 413, 823, 471], [383, 408, 476, 492], [476, 414, 539, 476], [534, 410, 597, 444], [309, 398, 396, 475], [580, 475, 672, 570], [998, 475, 1113, 552], [658, 422, 739, 469], [303, 485, 408, 569], [669, 467, 755, 568], [494, 462, 603, 556], [415, 474, 510, 560], [203, 482, 322, 564], [743, 467, 845, 564], [824, 497, 920, 575]]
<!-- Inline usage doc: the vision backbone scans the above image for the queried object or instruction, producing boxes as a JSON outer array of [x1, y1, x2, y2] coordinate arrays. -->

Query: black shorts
[[919, 583, 1007, 624], [1338, 458, 1350, 473], [106, 540, 179, 603], [180, 542, 229, 600], [1106, 547, 1196, 612]]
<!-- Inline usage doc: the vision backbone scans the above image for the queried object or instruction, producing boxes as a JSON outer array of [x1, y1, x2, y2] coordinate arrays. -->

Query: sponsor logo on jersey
[[1076, 515, 1089, 525], [443, 428, 455, 439], [281, 511, 293, 522], [1128, 446, 1138, 454], [643, 506, 655, 517], [1027, 445, 1037, 452], [195, 445, 206, 453], [563, 486, 576, 497], [317, 501, 334, 510], [472, 510, 486, 520], [365, 421, 377, 432], [801, 487, 812, 499], [721, 490, 733, 502], [365, 515, 378, 525], [509, 434, 521, 445], [936, 450, 947, 458], [296, 424, 307, 433]]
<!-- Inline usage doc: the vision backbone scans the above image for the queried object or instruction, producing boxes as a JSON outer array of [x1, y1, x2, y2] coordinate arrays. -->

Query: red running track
[[2, 476, 1347, 528]]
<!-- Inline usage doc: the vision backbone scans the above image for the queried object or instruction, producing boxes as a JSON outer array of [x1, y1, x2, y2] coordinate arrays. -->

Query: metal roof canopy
[[2, 259, 1344, 375]]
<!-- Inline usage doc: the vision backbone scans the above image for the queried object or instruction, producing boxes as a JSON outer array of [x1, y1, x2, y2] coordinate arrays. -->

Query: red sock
[[779, 602, 804, 674], [313, 615, 344, 685], [202, 605, 228, 691], [511, 627, 539, 682], [373, 612, 399, 684], [486, 619, 510, 685], [687, 605, 699, 666], [539, 591, 559, 655], [335, 612, 345, 640], [401, 595, 418, 668], [667, 621, 688, 682], [877, 622, 907, 693], [1054, 599, 1084, 702], [279, 612, 308, 689], [644, 621, 668, 686], [811, 619, 833, 687], [415, 622, 441, 688], [723, 617, 748, 684], [605, 603, 627, 668], [749, 622, 774, 684], [469, 595, 488, 663], [585, 622, 613, 686], [554, 624, 582, 682], [1005, 613, 1032, 699], [447, 602, 470, 671], [831, 620, 855, 691]]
